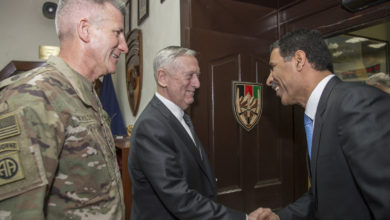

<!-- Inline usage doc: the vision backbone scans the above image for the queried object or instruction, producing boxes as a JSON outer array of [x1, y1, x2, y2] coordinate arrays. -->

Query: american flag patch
[[0, 114, 20, 140]]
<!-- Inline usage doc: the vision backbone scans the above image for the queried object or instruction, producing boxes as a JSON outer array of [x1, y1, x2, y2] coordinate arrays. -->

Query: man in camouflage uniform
[[0, 0, 128, 219]]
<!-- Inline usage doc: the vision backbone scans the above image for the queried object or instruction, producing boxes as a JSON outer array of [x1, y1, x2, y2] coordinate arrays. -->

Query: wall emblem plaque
[[232, 81, 263, 131]]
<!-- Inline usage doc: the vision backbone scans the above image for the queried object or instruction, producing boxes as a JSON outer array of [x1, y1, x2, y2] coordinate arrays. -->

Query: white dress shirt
[[155, 92, 196, 144], [304, 74, 335, 125]]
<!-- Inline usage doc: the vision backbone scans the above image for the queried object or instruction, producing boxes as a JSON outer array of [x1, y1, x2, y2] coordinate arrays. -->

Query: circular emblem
[[0, 157, 19, 179]]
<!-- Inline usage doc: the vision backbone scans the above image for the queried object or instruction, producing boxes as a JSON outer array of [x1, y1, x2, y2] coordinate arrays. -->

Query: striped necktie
[[183, 114, 203, 160]]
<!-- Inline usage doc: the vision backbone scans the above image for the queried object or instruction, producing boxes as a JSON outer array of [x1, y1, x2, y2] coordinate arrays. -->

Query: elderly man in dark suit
[[252, 29, 390, 220], [128, 46, 248, 220]]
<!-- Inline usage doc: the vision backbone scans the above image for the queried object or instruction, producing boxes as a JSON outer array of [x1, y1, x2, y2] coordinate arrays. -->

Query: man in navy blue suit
[[252, 29, 390, 220]]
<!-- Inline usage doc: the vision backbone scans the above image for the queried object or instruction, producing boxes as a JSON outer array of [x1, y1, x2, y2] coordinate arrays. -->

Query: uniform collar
[[47, 56, 99, 111]]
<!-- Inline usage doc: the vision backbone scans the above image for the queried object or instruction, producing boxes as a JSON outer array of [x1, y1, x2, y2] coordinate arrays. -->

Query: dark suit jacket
[[128, 96, 245, 220], [277, 77, 390, 220]]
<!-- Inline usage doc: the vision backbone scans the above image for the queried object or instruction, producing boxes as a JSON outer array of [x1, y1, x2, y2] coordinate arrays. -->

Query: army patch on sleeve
[[0, 142, 24, 186], [0, 113, 20, 140]]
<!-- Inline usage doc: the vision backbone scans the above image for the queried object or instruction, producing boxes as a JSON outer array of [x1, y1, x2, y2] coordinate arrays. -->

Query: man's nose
[[266, 72, 273, 86], [192, 74, 200, 88], [119, 33, 129, 54]]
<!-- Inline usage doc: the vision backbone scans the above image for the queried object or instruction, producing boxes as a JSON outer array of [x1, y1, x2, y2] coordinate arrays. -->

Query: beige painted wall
[[0, 0, 59, 69], [0, 0, 181, 127]]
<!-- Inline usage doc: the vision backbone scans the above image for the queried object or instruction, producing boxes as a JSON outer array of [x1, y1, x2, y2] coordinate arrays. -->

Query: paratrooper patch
[[0, 142, 24, 186]]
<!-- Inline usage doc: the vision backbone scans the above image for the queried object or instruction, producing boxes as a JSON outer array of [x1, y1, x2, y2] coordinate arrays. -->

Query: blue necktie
[[304, 114, 313, 159]]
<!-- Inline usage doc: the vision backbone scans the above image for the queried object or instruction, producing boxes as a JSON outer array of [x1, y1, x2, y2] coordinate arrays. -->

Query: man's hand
[[248, 207, 280, 220]]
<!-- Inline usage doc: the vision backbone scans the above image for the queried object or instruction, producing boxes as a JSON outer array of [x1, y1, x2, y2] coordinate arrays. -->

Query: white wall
[[0, 0, 181, 128], [0, 0, 59, 69], [113, 0, 181, 126]]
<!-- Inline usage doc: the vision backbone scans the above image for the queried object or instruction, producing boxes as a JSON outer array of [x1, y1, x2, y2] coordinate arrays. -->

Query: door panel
[[209, 54, 244, 210], [211, 54, 242, 193], [190, 28, 294, 212]]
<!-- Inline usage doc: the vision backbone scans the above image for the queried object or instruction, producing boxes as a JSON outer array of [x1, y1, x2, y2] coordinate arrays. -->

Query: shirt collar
[[305, 74, 335, 120], [155, 92, 184, 120]]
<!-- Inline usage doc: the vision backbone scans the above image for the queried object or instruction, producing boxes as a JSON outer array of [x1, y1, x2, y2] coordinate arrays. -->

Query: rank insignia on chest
[[232, 81, 263, 131]]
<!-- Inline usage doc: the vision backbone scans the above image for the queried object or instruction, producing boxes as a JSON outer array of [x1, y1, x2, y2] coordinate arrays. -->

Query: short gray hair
[[55, 0, 126, 39], [153, 46, 197, 81], [366, 72, 390, 87]]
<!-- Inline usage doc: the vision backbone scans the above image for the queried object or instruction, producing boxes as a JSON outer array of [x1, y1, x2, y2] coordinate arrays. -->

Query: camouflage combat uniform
[[0, 56, 124, 220]]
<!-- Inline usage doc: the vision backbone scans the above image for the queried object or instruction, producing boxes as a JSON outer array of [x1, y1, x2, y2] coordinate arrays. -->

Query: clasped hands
[[248, 207, 279, 220]]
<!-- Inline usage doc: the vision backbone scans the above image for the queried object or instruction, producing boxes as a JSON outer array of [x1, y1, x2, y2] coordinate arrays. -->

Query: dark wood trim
[[180, 0, 191, 48], [114, 136, 132, 220]]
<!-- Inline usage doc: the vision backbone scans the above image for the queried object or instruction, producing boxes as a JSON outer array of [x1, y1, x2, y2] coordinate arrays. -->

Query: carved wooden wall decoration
[[126, 28, 143, 116]]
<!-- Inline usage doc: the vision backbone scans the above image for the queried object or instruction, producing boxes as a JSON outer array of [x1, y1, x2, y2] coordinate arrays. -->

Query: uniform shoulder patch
[[0, 143, 47, 200], [0, 113, 20, 140], [0, 107, 48, 201], [0, 143, 24, 186]]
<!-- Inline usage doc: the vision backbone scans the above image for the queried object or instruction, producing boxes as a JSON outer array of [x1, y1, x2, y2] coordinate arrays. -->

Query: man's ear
[[157, 69, 168, 88], [294, 50, 306, 71], [77, 18, 90, 43]]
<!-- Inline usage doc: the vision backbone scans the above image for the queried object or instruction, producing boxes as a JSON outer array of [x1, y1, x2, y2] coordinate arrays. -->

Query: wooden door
[[188, 28, 296, 213], [180, 0, 390, 214]]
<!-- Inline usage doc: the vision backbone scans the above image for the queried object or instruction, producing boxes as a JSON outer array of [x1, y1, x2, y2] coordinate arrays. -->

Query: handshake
[[248, 207, 280, 220]]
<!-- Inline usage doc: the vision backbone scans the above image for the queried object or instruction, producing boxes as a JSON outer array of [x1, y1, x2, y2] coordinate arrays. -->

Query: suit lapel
[[311, 77, 340, 195], [151, 96, 216, 188], [191, 131, 217, 191]]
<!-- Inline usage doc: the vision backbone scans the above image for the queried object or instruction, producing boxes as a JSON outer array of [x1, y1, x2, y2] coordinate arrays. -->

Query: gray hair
[[366, 72, 390, 87], [153, 46, 197, 81], [55, 0, 126, 39]]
